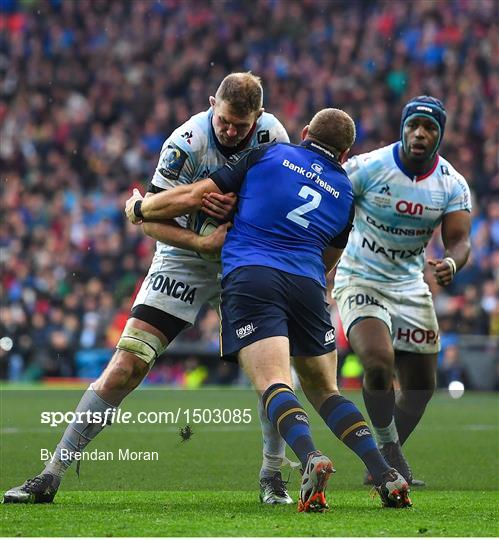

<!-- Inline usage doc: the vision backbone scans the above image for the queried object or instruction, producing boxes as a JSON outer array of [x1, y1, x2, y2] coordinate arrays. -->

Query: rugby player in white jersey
[[3, 73, 291, 505], [333, 96, 472, 486]]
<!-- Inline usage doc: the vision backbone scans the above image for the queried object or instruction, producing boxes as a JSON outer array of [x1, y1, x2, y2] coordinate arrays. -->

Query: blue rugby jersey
[[210, 140, 355, 286]]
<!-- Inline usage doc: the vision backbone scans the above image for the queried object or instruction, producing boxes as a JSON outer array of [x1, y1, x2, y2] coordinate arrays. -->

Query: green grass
[[1, 386, 498, 536]]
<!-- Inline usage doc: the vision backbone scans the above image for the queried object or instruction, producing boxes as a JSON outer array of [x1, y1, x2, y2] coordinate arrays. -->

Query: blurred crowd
[[0, 0, 497, 385]]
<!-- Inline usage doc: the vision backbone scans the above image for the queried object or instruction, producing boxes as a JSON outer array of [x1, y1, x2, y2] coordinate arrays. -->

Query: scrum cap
[[400, 96, 446, 156]]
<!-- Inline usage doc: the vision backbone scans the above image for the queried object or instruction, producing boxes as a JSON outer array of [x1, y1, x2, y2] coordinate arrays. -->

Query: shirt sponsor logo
[[147, 274, 196, 304], [395, 200, 423, 216], [366, 216, 433, 237], [347, 293, 388, 312], [282, 159, 340, 198], [236, 323, 257, 339], [362, 237, 425, 260], [396, 327, 439, 344]]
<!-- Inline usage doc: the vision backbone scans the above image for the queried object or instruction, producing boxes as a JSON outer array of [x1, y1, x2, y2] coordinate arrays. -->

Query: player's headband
[[400, 96, 447, 157]]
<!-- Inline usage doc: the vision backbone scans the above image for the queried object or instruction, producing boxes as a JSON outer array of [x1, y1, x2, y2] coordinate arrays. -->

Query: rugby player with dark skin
[[345, 115, 471, 480]]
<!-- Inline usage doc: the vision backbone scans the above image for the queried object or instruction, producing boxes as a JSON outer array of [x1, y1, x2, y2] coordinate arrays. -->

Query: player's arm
[[126, 145, 266, 222], [126, 179, 222, 223], [138, 183, 229, 256], [428, 210, 471, 286]]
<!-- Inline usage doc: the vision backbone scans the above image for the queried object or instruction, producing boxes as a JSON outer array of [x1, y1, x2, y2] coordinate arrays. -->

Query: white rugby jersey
[[149, 108, 289, 258], [335, 142, 471, 287]]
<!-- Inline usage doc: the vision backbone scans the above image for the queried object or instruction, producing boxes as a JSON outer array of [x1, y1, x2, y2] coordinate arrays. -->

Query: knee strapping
[[116, 321, 166, 365]]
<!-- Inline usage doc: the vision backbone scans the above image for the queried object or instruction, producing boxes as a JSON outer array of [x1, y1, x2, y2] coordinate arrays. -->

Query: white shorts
[[133, 250, 221, 324], [333, 278, 440, 354]]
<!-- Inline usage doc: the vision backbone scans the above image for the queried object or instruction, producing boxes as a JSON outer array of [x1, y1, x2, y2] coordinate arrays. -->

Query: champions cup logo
[[396, 200, 423, 216]]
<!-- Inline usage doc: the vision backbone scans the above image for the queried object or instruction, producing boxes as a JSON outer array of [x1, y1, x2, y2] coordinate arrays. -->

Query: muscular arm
[[140, 191, 228, 255], [140, 179, 222, 221], [428, 210, 471, 286], [441, 210, 471, 270]]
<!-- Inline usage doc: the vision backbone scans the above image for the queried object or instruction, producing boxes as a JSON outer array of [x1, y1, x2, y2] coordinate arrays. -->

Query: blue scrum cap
[[400, 96, 447, 156]]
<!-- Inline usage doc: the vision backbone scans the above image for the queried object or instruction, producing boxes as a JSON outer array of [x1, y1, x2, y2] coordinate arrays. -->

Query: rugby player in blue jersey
[[125, 108, 412, 512], [3, 73, 292, 506], [333, 96, 472, 486]]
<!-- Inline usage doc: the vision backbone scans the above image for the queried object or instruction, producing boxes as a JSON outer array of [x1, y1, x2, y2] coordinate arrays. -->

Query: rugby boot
[[3, 473, 60, 504], [298, 451, 335, 513], [380, 441, 425, 486], [259, 471, 293, 504], [375, 468, 412, 508]]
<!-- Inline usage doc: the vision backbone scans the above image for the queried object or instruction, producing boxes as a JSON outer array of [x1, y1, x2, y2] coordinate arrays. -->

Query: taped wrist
[[443, 256, 457, 277]]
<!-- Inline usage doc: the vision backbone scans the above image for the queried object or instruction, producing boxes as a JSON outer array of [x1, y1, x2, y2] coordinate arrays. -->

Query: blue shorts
[[220, 266, 336, 359]]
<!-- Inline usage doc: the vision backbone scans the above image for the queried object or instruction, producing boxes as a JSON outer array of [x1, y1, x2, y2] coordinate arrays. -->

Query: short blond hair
[[308, 108, 356, 157], [215, 72, 263, 116]]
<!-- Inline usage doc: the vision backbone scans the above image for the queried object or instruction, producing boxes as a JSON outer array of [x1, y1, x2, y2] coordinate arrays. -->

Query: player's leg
[[294, 352, 411, 508], [333, 284, 418, 484], [386, 287, 440, 486], [221, 266, 331, 512], [212, 272, 289, 505], [392, 290, 439, 446], [348, 318, 400, 449], [394, 351, 437, 446], [239, 337, 333, 513], [256, 398, 291, 504]]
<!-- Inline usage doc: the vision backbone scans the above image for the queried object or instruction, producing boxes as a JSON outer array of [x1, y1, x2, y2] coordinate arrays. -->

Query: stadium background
[[1, 0, 497, 389]]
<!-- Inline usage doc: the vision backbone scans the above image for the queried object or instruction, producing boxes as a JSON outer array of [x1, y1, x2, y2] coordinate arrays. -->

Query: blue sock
[[319, 394, 389, 484], [262, 383, 316, 468]]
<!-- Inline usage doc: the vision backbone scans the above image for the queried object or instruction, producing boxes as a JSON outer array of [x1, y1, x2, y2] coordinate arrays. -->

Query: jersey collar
[[393, 142, 439, 182], [300, 139, 340, 164]]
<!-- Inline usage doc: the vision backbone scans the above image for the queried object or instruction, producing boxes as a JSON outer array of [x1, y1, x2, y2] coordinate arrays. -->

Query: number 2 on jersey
[[286, 186, 322, 229]]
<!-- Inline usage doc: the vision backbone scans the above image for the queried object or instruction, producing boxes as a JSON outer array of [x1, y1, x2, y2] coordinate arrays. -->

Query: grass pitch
[[1, 386, 498, 536]]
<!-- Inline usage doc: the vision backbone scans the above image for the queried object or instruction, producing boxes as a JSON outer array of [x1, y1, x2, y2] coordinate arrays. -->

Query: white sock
[[42, 385, 115, 478], [257, 398, 286, 478], [373, 417, 399, 446]]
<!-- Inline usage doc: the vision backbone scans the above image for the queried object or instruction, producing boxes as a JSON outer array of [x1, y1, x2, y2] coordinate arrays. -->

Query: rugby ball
[[189, 210, 222, 263]]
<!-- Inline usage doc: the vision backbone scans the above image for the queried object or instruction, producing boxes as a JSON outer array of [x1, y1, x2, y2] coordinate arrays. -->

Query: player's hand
[[197, 222, 231, 255], [201, 192, 237, 221], [428, 258, 455, 287], [125, 188, 144, 224]]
